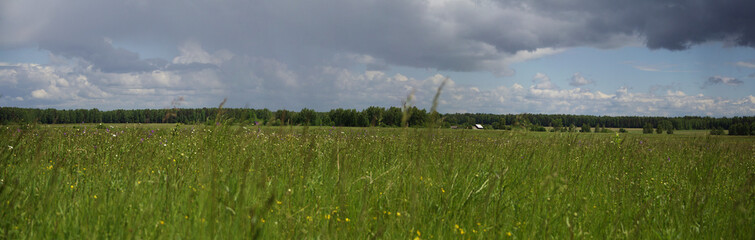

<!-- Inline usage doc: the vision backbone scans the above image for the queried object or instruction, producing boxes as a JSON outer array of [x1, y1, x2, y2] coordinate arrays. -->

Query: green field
[[1, 124, 754, 239]]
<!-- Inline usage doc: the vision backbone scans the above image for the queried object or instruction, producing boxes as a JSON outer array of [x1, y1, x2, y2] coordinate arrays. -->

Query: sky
[[1, 0, 754, 117]]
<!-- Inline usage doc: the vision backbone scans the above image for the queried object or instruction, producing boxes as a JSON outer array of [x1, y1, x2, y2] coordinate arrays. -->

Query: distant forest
[[1, 107, 754, 134]]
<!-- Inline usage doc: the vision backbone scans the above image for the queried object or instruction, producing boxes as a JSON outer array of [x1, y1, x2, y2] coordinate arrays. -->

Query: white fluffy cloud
[[0, 44, 228, 108], [0, 62, 109, 102], [735, 61, 755, 68], [2, 56, 753, 116], [436, 83, 754, 116], [172, 41, 233, 66], [532, 73, 557, 90], [569, 73, 594, 86]]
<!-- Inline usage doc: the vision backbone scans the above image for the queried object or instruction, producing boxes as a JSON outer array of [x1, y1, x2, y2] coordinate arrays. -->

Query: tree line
[[1, 107, 753, 134]]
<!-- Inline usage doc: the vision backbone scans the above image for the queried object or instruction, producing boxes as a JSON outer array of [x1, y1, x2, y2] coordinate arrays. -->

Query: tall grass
[[1, 123, 753, 239]]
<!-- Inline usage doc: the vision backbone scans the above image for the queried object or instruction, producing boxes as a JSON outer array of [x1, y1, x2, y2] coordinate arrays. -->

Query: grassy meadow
[[1, 123, 754, 239]]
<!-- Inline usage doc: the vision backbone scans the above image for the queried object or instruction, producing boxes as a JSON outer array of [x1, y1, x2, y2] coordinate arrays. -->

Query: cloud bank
[[1, 0, 754, 115], [3, 0, 754, 73], [705, 76, 743, 88], [569, 73, 594, 87], [2, 57, 753, 117]]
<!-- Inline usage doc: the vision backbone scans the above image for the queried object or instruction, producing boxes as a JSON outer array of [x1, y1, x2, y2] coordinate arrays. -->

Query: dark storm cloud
[[704, 76, 743, 88], [3, 0, 754, 73], [499, 0, 755, 50], [39, 38, 163, 73]]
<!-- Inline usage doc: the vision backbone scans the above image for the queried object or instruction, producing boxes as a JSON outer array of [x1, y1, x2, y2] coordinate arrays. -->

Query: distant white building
[[473, 124, 483, 129]]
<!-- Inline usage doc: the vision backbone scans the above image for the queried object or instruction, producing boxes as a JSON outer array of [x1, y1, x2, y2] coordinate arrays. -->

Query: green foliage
[[406, 106, 427, 127], [728, 123, 752, 136], [328, 108, 364, 127], [619, 128, 628, 133], [581, 123, 591, 133], [269, 118, 282, 126], [710, 127, 725, 135], [2, 107, 753, 131], [362, 106, 385, 127], [551, 119, 563, 132], [383, 107, 402, 127], [658, 120, 674, 134], [274, 109, 292, 125], [1, 125, 753, 239], [643, 123, 654, 134], [297, 108, 318, 126], [528, 125, 547, 131]]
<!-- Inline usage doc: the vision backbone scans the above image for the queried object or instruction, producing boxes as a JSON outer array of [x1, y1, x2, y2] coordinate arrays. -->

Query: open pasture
[[1, 124, 754, 239]]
